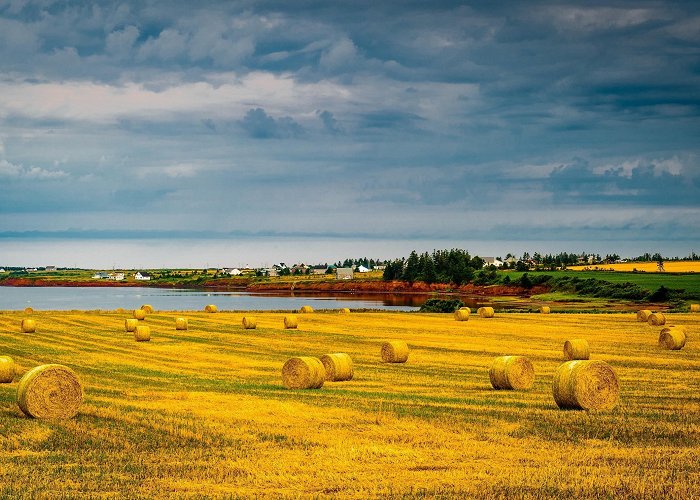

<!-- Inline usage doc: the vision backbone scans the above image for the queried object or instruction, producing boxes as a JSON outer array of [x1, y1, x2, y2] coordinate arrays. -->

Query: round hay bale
[[24, 307, 34, 314], [140, 304, 154, 313], [659, 326, 686, 350], [284, 315, 298, 329], [552, 360, 619, 410], [690, 303, 700, 313], [21, 319, 36, 333], [489, 356, 534, 390], [134, 325, 151, 342], [540, 306, 551, 314], [115, 308, 125, 314], [563, 339, 590, 360], [17, 364, 83, 419], [242, 316, 257, 329], [299, 305, 314, 313], [124, 318, 138, 332], [459, 306, 471, 313], [0, 356, 15, 383], [339, 308, 351, 314], [648, 312, 666, 326], [477, 306, 495, 318], [636, 309, 652, 322], [380, 340, 409, 363], [454, 309, 470, 321], [204, 304, 218, 313], [281, 357, 325, 389], [320, 353, 354, 381], [133, 309, 146, 320], [175, 317, 188, 330]]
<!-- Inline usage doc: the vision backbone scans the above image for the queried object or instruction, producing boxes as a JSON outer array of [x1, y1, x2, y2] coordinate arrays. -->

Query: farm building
[[134, 272, 152, 281], [336, 268, 354, 280]]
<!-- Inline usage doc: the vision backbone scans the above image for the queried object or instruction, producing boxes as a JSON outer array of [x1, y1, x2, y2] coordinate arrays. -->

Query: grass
[[505, 269, 700, 295], [0, 309, 699, 498]]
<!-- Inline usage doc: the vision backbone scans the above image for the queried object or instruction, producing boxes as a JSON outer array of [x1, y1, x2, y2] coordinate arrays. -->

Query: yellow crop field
[[569, 261, 700, 273], [0, 310, 699, 498]]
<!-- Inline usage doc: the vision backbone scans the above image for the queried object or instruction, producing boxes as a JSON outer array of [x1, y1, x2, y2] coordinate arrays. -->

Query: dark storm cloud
[[0, 0, 699, 247]]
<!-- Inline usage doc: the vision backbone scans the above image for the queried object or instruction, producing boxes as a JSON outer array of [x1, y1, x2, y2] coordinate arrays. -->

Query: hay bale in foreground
[[17, 364, 83, 419], [124, 319, 138, 332], [648, 312, 666, 326], [24, 307, 33, 314], [320, 353, 354, 381], [300, 305, 314, 313], [563, 339, 590, 360], [381, 340, 409, 363], [134, 325, 151, 342], [140, 304, 154, 313], [133, 309, 146, 320], [175, 317, 188, 330], [0, 356, 15, 383], [477, 306, 495, 318], [690, 304, 700, 313], [540, 306, 551, 314], [552, 360, 619, 410], [282, 357, 325, 389], [21, 319, 36, 333], [242, 316, 257, 329], [636, 309, 652, 322], [339, 308, 351, 314], [204, 304, 218, 313], [284, 315, 298, 329], [454, 309, 470, 321], [659, 326, 686, 350], [489, 356, 534, 390]]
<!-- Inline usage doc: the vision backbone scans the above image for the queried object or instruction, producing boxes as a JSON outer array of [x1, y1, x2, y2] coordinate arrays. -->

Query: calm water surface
[[0, 287, 425, 311]]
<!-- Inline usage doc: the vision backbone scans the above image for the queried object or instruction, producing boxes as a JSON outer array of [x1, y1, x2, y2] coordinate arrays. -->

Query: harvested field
[[0, 310, 698, 498]]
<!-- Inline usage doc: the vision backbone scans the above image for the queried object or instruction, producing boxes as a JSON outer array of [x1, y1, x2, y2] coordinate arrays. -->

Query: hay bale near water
[[659, 326, 686, 350], [133, 309, 146, 320], [284, 315, 298, 329], [300, 305, 314, 314], [477, 306, 495, 318], [648, 312, 666, 326], [140, 304, 154, 313], [124, 319, 138, 332], [242, 317, 257, 329], [204, 304, 218, 313], [282, 357, 325, 389], [381, 340, 409, 363], [175, 318, 188, 330], [454, 309, 470, 321], [24, 307, 33, 315], [540, 306, 551, 314], [339, 308, 351, 314], [17, 364, 83, 419], [21, 319, 36, 333], [320, 353, 354, 381], [552, 360, 619, 410], [489, 356, 534, 390], [134, 325, 151, 342], [690, 304, 700, 313], [0, 356, 15, 383], [636, 309, 652, 322], [563, 339, 590, 360]]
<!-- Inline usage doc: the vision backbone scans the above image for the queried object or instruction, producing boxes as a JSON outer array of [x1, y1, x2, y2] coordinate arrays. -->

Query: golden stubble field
[[0, 310, 699, 498]]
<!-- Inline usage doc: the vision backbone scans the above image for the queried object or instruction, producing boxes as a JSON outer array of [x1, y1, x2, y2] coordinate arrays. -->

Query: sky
[[1, 0, 699, 268]]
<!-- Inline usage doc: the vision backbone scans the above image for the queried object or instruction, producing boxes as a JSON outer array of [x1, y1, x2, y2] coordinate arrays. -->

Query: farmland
[[0, 310, 699, 498]]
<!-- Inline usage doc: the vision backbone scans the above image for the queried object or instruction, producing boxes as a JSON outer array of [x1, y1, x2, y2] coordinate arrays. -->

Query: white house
[[45, 266, 57, 271], [482, 257, 503, 268], [135, 272, 152, 281], [224, 268, 242, 276], [356, 265, 370, 273], [92, 272, 110, 279], [0, 268, 5, 273], [109, 273, 125, 281]]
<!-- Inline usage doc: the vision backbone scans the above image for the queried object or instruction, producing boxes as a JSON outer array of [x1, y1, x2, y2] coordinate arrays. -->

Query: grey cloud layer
[[0, 0, 699, 244]]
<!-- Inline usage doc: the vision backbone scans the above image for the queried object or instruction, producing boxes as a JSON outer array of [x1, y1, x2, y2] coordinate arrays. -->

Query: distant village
[[0, 251, 685, 281]]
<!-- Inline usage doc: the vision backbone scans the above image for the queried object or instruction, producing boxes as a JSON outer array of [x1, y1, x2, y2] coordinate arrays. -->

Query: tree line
[[382, 249, 484, 285]]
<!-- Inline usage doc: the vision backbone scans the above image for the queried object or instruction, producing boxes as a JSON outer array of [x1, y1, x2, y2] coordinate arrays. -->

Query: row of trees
[[383, 249, 484, 285]]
